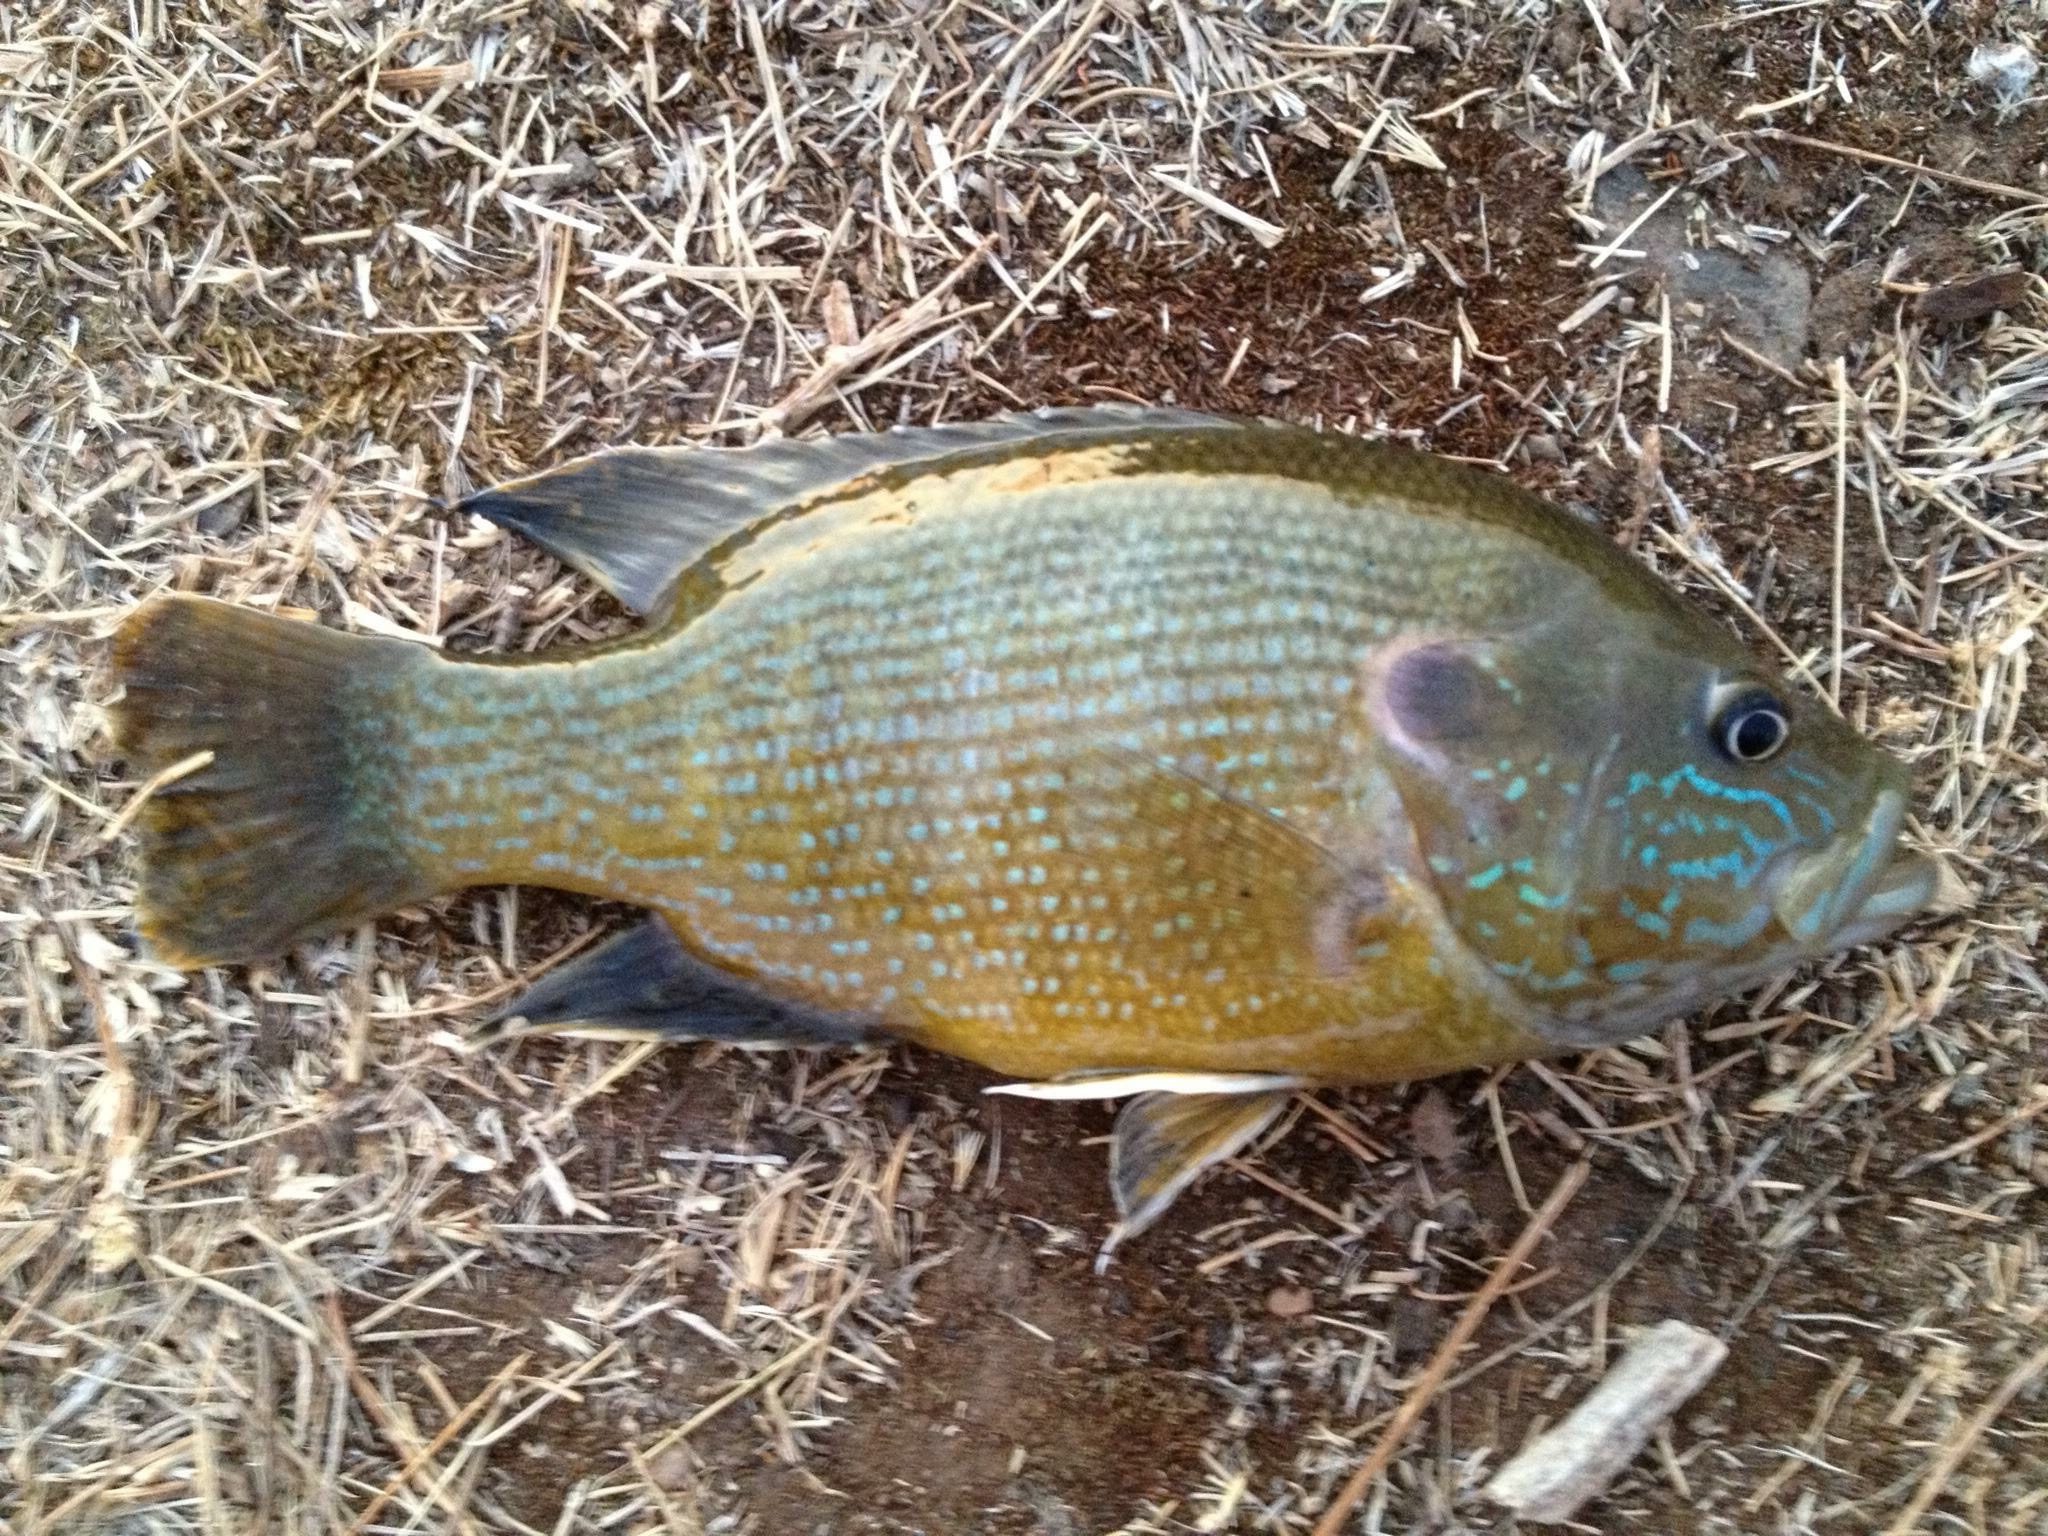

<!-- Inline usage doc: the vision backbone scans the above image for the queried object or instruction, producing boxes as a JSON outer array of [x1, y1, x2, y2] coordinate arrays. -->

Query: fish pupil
[[1715, 690, 1789, 763]]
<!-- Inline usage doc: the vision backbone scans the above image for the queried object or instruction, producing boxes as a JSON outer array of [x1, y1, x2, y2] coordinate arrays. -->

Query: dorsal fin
[[460, 405, 1241, 617]]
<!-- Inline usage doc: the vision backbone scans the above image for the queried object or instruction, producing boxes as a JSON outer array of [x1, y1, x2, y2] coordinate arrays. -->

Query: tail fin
[[108, 595, 431, 968]]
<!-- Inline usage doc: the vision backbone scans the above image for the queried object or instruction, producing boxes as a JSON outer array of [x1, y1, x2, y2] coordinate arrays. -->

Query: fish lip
[[1832, 845, 1943, 947], [1769, 785, 1935, 950]]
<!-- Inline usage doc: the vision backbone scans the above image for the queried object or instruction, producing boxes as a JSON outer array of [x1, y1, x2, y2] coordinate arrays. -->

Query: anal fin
[[474, 918, 874, 1050], [1098, 1090, 1293, 1272]]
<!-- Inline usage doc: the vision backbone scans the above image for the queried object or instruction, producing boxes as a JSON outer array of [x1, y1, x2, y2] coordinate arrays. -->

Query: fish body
[[111, 409, 1939, 1249]]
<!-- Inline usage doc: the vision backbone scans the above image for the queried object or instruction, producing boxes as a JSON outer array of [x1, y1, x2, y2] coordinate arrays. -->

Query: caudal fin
[[108, 595, 430, 968]]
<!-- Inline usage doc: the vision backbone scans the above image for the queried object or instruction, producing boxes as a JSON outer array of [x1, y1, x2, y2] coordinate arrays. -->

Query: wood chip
[[1915, 270, 2034, 325], [1485, 1320, 1728, 1523]]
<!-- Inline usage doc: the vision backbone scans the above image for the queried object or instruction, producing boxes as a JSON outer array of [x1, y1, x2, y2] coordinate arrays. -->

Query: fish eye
[[1711, 687, 1790, 764]]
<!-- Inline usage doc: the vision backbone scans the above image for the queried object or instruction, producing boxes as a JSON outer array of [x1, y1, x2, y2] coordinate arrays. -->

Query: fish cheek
[[1364, 636, 1609, 988]]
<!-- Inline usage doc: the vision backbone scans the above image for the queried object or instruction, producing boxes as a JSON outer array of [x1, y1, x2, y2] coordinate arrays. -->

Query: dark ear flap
[[1381, 641, 1494, 745]]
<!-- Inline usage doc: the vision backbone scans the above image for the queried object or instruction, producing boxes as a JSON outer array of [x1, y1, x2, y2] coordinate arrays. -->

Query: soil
[[380, 1047, 2008, 1533]]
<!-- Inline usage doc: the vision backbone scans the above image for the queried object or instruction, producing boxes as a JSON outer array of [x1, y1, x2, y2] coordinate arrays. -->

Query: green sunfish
[[108, 408, 1940, 1253]]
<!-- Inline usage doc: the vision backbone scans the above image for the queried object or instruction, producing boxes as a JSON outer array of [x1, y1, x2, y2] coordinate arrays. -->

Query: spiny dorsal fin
[[460, 405, 1241, 617]]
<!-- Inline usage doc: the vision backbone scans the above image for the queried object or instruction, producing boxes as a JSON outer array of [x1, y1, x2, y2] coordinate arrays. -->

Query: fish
[[107, 406, 1941, 1259]]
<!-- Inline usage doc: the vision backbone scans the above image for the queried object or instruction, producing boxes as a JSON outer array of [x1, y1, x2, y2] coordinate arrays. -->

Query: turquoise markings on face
[[1663, 848, 1751, 882], [1421, 728, 1841, 1009], [1654, 763, 1797, 826], [1683, 908, 1773, 948], [1791, 790, 1840, 835], [1609, 759, 1809, 896], [1617, 894, 1675, 938], [1491, 956, 1588, 991]]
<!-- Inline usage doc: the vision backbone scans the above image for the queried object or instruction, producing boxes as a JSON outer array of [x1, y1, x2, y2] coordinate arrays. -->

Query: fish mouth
[[1769, 785, 1940, 952]]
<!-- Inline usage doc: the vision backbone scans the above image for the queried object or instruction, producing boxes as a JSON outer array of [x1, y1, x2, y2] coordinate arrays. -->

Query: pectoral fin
[[1017, 746, 1394, 987], [1098, 1090, 1293, 1271], [473, 917, 874, 1049]]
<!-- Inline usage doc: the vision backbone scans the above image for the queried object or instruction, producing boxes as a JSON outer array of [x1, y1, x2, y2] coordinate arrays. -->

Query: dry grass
[[3, 2, 2046, 1533]]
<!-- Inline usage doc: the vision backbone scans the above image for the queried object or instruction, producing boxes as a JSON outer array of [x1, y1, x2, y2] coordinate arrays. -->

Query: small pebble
[[1605, 0, 1650, 35], [1390, 1292, 1438, 1361], [1266, 1284, 1314, 1319], [1409, 1087, 1462, 1166], [197, 485, 256, 538], [646, 1442, 694, 1489]]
